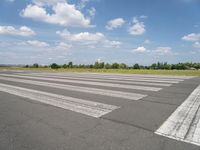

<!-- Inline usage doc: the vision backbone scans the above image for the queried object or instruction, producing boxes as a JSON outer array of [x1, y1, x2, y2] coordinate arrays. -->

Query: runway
[[0, 70, 200, 150]]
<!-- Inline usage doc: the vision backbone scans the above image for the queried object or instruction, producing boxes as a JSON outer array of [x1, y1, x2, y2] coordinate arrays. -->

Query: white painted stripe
[[16, 73, 180, 84], [155, 84, 200, 146], [34, 74, 184, 83], [65, 72, 194, 79], [39, 72, 186, 81], [0, 74, 162, 91], [16, 73, 172, 87], [0, 83, 119, 118], [0, 76, 147, 100]]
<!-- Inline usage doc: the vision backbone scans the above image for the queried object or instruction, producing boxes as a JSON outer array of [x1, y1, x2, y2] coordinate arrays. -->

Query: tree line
[[24, 62, 200, 70]]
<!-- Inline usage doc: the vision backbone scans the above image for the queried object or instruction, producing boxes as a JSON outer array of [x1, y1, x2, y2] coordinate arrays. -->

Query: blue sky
[[0, 0, 200, 65]]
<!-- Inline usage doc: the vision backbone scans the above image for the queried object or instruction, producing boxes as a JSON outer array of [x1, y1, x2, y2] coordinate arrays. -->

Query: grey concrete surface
[[0, 70, 200, 150]]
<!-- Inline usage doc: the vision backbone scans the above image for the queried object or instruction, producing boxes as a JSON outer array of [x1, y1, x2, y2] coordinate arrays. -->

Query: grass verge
[[0, 67, 200, 76]]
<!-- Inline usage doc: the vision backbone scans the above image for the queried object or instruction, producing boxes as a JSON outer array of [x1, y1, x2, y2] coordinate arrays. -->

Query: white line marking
[[34, 72, 186, 81], [25, 73, 182, 83], [16, 73, 172, 87], [54, 72, 193, 80], [73, 73, 194, 79], [0, 74, 162, 91], [0, 76, 147, 100], [0, 83, 119, 118], [155, 84, 200, 146]]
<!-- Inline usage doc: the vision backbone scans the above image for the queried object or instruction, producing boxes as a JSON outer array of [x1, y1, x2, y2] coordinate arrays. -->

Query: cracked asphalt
[[0, 71, 200, 150]]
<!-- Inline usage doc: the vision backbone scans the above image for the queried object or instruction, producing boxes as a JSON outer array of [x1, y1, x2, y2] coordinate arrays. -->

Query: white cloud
[[77, 0, 90, 10], [27, 40, 49, 47], [88, 45, 96, 49], [6, 0, 15, 2], [0, 26, 35, 36], [32, 0, 65, 6], [144, 39, 151, 44], [182, 33, 200, 42], [106, 18, 125, 30], [56, 29, 104, 43], [139, 15, 148, 19], [87, 7, 96, 18], [131, 46, 172, 55], [132, 46, 147, 53], [104, 40, 121, 48], [21, 2, 91, 27], [193, 42, 200, 48], [128, 17, 145, 35], [154, 47, 172, 55], [55, 42, 72, 50]]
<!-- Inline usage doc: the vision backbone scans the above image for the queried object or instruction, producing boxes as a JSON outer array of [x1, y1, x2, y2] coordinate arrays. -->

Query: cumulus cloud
[[21, 2, 91, 27], [128, 17, 145, 35], [56, 29, 104, 43], [55, 42, 72, 50], [77, 0, 90, 10], [132, 46, 148, 53], [106, 18, 125, 30], [87, 7, 96, 18], [0, 26, 35, 36], [103, 40, 121, 48], [131, 46, 173, 55], [6, 0, 15, 2], [144, 39, 151, 44], [182, 33, 200, 49], [182, 33, 200, 42], [32, 0, 65, 6], [193, 42, 200, 48], [154, 47, 172, 55], [139, 15, 148, 19], [26, 40, 49, 47], [57, 29, 122, 49]]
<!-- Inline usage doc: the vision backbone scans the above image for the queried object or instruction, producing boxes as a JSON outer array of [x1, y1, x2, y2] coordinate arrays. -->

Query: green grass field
[[1, 67, 200, 76]]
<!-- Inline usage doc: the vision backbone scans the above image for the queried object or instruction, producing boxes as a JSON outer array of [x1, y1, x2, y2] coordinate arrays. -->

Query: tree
[[99, 62, 104, 69], [63, 64, 68, 68], [151, 63, 157, 69], [33, 63, 39, 68], [68, 62, 73, 68], [50, 63, 60, 69], [119, 63, 127, 69], [104, 63, 111, 69], [133, 63, 140, 69], [111, 63, 119, 69], [24, 65, 29, 68]]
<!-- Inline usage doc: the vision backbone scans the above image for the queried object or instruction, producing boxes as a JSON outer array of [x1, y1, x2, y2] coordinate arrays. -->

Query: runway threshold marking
[[0, 74, 162, 91], [54, 72, 193, 79], [21, 73, 183, 84], [17, 73, 172, 87], [0, 76, 147, 100], [0, 83, 119, 118], [155, 84, 200, 146]]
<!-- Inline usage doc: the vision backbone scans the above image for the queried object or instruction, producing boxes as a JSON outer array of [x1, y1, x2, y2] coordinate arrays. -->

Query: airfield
[[0, 70, 200, 150]]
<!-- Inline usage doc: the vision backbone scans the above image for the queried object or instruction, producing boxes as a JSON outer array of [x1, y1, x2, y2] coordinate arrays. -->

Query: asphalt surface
[[0, 70, 200, 150]]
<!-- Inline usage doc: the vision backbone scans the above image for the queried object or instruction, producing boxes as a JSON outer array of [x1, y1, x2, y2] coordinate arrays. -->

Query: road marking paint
[[0, 74, 162, 91], [0, 83, 119, 118], [34, 72, 186, 81], [65, 72, 194, 79], [155, 84, 200, 146], [25, 73, 182, 83], [0, 76, 147, 100], [16, 73, 172, 87]]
